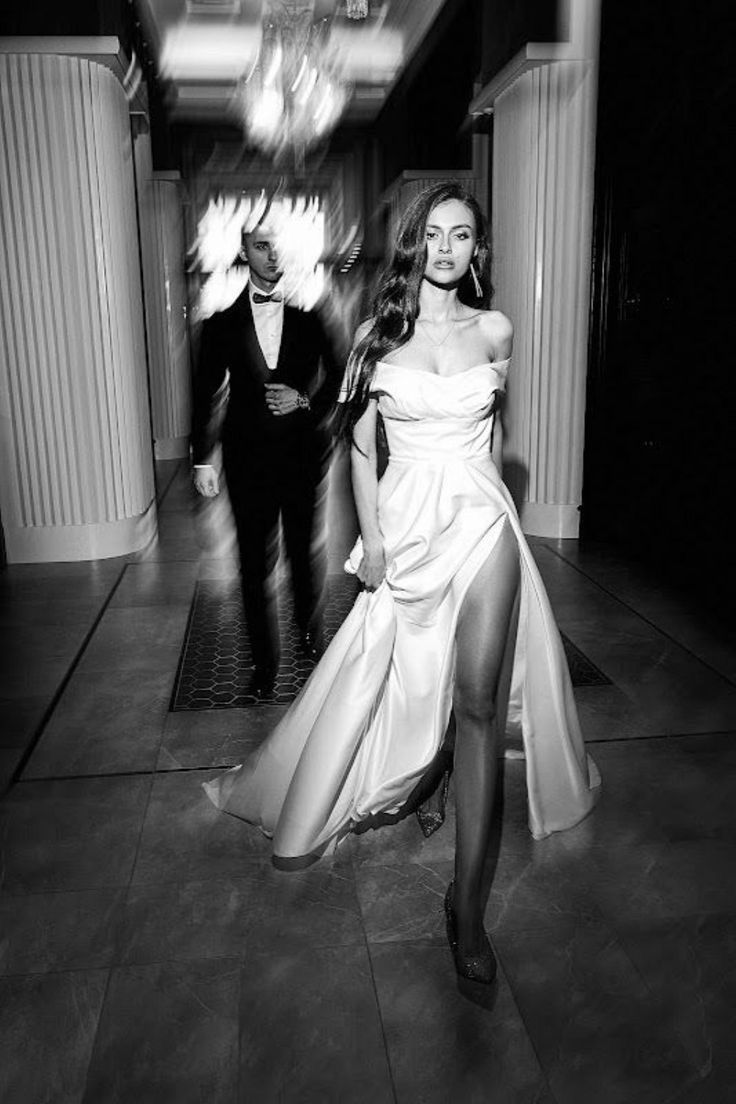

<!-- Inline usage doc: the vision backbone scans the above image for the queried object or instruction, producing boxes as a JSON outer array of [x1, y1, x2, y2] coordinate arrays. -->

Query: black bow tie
[[252, 291, 282, 304]]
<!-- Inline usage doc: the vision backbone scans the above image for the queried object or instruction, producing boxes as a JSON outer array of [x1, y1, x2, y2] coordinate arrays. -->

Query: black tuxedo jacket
[[190, 288, 343, 467]]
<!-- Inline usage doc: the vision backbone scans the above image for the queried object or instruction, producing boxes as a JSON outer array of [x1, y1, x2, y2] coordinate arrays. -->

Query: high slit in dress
[[203, 359, 601, 864]]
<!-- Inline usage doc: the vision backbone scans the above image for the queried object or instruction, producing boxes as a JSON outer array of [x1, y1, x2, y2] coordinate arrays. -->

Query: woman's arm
[[482, 311, 513, 473], [491, 406, 504, 472], [351, 397, 386, 590]]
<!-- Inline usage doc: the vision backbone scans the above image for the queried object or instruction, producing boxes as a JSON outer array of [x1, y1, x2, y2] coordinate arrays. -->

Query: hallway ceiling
[[140, 0, 450, 124]]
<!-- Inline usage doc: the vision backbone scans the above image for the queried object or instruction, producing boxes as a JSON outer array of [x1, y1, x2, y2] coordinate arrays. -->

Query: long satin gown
[[203, 359, 601, 864]]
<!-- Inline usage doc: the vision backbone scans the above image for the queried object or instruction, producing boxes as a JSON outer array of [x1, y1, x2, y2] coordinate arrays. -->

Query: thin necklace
[[417, 315, 460, 348]]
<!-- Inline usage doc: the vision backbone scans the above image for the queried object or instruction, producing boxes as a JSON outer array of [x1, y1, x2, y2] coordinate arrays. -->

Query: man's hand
[[192, 465, 220, 497], [265, 383, 303, 416]]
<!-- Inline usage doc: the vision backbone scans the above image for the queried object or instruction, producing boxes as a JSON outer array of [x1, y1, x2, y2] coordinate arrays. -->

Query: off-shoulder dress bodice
[[371, 360, 509, 463]]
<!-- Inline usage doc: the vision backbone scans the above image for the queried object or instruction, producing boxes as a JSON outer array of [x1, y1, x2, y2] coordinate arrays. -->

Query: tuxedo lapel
[[274, 306, 298, 376]]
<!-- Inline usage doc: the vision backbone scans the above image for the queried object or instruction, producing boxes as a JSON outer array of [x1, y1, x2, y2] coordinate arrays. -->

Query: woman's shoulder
[[476, 308, 513, 339], [475, 309, 513, 360]]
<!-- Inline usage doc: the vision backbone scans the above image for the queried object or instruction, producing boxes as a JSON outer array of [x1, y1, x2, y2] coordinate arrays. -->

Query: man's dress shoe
[[245, 667, 277, 700], [299, 629, 324, 661]]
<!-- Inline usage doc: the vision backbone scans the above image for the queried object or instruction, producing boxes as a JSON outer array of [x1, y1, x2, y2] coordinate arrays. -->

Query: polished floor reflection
[[1, 460, 736, 1103]]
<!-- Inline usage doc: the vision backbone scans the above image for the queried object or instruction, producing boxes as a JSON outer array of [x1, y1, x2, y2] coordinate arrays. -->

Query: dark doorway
[[582, 0, 735, 615]]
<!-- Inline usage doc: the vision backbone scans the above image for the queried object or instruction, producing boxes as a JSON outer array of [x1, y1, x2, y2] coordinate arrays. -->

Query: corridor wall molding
[[471, 1, 600, 538], [133, 142, 191, 461], [0, 46, 156, 562]]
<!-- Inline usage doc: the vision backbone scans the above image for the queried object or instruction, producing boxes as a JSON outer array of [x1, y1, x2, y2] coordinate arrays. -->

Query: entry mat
[[170, 576, 611, 711]]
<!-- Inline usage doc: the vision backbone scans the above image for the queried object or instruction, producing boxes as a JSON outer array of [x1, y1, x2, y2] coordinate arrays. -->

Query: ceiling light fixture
[[235, 0, 349, 165]]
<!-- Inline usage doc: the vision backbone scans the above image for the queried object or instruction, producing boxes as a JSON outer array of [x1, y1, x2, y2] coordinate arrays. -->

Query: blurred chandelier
[[236, 0, 350, 161]]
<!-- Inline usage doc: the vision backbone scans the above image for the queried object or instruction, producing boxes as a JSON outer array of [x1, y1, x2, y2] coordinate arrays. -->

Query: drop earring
[[470, 261, 482, 299]]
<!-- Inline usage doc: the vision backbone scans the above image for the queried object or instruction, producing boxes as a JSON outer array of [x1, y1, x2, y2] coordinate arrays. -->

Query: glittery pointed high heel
[[444, 880, 497, 996], [415, 767, 451, 837]]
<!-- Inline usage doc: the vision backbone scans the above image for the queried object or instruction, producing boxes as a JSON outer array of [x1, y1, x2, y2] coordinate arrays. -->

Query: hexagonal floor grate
[[170, 574, 610, 711], [170, 574, 361, 710]]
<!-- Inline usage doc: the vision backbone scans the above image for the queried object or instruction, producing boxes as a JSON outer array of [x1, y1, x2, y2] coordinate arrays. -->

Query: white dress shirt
[[250, 279, 284, 371]]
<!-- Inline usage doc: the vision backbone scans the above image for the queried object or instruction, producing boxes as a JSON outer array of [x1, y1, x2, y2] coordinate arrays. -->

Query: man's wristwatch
[[296, 392, 311, 411]]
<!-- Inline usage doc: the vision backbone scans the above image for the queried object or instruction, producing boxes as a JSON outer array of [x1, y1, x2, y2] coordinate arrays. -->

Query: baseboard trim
[[519, 502, 580, 539], [4, 499, 158, 562]]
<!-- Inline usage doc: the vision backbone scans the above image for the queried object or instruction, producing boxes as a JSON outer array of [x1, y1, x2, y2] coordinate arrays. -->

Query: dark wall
[[0, 0, 174, 167], [374, 0, 482, 189], [583, 0, 735, 614], [371, 0, 564, 192], [480, 0, 559, 82], [0, 0, 126, 43]]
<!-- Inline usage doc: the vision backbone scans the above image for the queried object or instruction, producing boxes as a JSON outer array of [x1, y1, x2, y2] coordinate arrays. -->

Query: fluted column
[[473, 3, 600, 537], [134, 141, 191, 460], [0, 52, 155, 561]]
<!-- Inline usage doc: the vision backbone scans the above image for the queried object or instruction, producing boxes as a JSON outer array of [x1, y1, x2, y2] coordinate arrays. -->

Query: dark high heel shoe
[[444, 880, 497, 995], [415, 768, 451, 837]]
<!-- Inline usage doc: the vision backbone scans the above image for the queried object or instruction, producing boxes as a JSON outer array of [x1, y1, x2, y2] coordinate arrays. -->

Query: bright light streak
[[314, 87, 333, 122], [263, 42, 283, 87], [191, 195, 247, 272], [291, 55, 308, 93], [251, 88, 284, 134], [297, 66, 318, 106], [314, 87, 335, 135], [192, 194, 327, 313], [196, 269, 248, 320]]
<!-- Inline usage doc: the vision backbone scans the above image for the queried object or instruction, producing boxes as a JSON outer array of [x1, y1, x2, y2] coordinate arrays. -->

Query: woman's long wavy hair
[[337, 180, 492, 444]]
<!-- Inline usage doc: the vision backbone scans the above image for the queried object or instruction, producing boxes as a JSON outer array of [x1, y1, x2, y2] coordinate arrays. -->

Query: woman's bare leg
[[453, 518, 520, 953]]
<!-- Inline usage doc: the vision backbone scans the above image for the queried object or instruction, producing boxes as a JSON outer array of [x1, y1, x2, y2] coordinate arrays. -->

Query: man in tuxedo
[[191, 221, 343, 698]]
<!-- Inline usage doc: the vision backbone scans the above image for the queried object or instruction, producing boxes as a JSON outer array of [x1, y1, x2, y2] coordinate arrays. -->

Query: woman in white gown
[[204, 181, 600, 993]]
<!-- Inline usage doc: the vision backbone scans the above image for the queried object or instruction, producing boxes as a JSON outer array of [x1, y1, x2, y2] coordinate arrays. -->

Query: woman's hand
[[357, 542, 386, 591], [193, 465, 219, 497]]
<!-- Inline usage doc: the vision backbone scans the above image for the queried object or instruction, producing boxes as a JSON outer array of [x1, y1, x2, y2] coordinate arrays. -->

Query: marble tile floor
[[1, 460, 736, 1102]]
